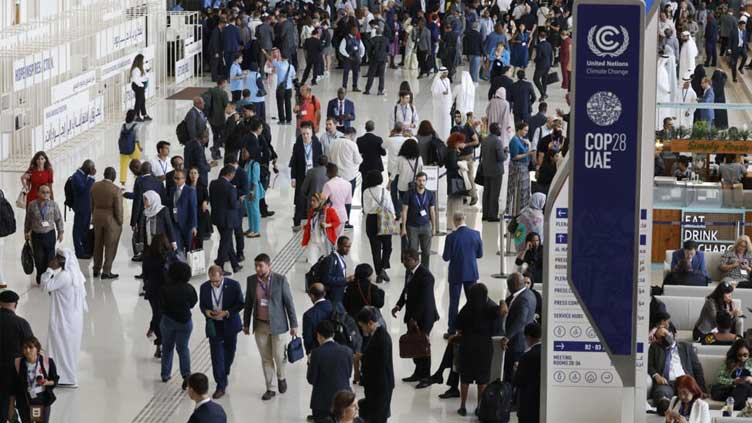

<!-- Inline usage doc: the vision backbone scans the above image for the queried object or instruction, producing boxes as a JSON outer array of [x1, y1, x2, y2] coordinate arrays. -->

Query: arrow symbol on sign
[[556, 342, 565, 350]]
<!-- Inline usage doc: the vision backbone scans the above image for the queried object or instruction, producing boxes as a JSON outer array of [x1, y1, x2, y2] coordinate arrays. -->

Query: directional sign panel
[[569, 1, 644, 357]]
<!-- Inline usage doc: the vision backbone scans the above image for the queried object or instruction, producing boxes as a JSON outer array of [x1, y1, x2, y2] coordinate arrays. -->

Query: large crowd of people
[[5, 0, 752, 423]]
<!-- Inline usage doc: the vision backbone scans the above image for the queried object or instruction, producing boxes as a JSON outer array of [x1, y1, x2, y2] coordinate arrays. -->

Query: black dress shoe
[[438, 388, 460, 399], [182, 378, 188, 390], [487, 218, 500, 222], [344, 223, 354, 229], [401, 375, 421, 382], [154, 345, 162, 358], [101, 273, 119, 279], [457, 407, 467, 416], [77, 255, 92, 260], [93, 271, 100, 277], [212, 388, 226, 399], [132, 255, 143, 262], [378, 269, 390, 282], [135, 274, 143, 279], [416, 375, 442, 389], [237, 254, 245, 262], [261, 390, 276, 400], [278, 379, 287, 393], [232, 265, 243, 273], [222, 271, 232, 276], [351, 87, 361, 92], [363, 91, 371, 95]]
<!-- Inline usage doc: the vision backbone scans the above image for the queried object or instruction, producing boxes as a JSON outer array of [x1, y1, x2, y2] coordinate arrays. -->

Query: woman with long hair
[[710, 339, 752, 406], [302, 193, 341, 265], [445, 132, 467, 231], [362, 170, 395, 283], [455, 283, 503, 416], [393, 138, 423, 204], [187, 167, 210, 249], [416, 120, 441, 165], [144, 234, 172, 359], [129, 54, 151, 121], [159, 261, 197, 389], [509, 23, 530, 72], [22, 151, 54, 205], [694, 281, 742, 341], [666, 375, 710, 422], [13, 337, 59, 423], [515, 232, 543, 285]]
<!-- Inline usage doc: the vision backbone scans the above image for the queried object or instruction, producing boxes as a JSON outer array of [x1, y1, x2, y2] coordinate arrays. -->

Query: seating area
[[654, 295, 743, 341], [663, 249, 726, 283]]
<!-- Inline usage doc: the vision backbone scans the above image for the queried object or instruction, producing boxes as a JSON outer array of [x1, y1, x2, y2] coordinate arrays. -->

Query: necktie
[[176, 187, 181, 204], [663, 346, 673, 379], [340, 101, 344, 116], [405, 270, 413, 285]]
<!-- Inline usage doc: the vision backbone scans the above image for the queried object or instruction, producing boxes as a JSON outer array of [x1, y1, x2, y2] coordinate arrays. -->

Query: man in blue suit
[[319, 236, 352, 304], [166, 169, 197, 253], [730, 20, 747, 82], [71, 160, 96, 258], [209, 165, 242, 275], [671, 240, 708, 277], [441, 212, 483, 338], [227, 156, 247, 262], [199, 265, 245, 399], [326, 88, 356, 131], [222, 19, 242, 79], [501, 272, 537, 382], [705, 14, 718, 67], [302, 283, 345, 355], [306, 320, 353, 422], [187, 372, 227, 423]]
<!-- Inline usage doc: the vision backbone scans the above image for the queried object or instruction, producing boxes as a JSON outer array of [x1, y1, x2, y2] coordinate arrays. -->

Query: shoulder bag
[[399, 319, 431, 359], [276, 63, 291, 98], [22, 240, 34, 275], [370, 188, 400, 236], [406, 158, 419, 192], [16, 186, 27, 209]]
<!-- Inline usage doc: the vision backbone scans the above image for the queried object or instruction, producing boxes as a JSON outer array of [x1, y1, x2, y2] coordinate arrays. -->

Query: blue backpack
[[118, 124, 136, 155]]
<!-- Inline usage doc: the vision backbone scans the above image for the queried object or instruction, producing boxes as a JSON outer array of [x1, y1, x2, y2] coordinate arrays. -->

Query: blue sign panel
[[569, 1, 644, 356]]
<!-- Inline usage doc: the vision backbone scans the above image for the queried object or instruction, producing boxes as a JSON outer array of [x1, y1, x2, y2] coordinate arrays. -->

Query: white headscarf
[[58, 247, 88, 312], [143, 191, 165, 218]]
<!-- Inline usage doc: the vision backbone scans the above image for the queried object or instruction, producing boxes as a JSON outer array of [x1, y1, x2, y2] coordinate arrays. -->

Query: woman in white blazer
[[665, 375, 710, 423]]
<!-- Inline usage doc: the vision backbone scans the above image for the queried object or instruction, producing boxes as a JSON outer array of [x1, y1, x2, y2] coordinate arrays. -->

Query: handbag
[[188, 248, 206, 277], [406, 158, 419, 192], [399, 320, 431, 359], [29, 404, 45, 422], [448, 176, 468, 196], [287, 336, 304, 363], [371, 189, 400, 236], [22, 241, 34, 275], [545, 71, 560, 85], [16, 190, 27, 209], [474, 161, 485, 187], [276, 62, 292, 98]]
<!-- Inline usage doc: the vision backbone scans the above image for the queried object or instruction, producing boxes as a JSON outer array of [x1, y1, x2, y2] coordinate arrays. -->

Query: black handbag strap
[[278, 63, 291, 88]]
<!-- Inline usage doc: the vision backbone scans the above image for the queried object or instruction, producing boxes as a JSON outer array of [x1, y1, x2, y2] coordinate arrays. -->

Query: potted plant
[[728, 126, 740, 140], [691, 121, 709, 140]]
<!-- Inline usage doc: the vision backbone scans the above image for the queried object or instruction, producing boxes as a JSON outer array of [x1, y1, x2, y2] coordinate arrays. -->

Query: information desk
[[652, 178, 749, 262]]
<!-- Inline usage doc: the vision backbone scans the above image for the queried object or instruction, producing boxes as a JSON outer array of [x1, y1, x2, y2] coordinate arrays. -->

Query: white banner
[[100, 53, 137, 80], [13, 43, 71, 92], [43, 91, 104, 148], [184, 40, 202, 57], [96, 16, 146, 59], [50, 70, 97, 104], [175, 56, 193, 84]]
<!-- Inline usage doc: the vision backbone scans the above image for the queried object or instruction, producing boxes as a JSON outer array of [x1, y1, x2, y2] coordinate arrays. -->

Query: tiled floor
[[2, 55, 742, 423]]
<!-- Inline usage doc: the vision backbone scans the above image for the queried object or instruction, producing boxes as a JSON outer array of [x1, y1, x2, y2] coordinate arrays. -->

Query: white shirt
[[130, 68, 146, 87], [509, 286, 527, 307], [327, 138, 363, 181], [338, 36, 366, 59], [211, 281, 224, 311], [394, 156, 424, 192], [150, 156, 173, 177], [319, 130, 343, 155], [667, 343, 686, 381], [195, 398, 212, 410], [363, 186, 395, 215], [391, 102, 419, 130], [532, 126, 553, 147], [385, 136, 407, 175]]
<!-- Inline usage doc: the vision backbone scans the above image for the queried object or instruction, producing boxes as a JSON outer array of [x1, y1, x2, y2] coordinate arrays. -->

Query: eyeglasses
[[39, 190, 50, 194]]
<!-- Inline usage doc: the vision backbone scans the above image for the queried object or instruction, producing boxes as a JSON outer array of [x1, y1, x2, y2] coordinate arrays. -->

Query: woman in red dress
[[21, 151, 54, 205]]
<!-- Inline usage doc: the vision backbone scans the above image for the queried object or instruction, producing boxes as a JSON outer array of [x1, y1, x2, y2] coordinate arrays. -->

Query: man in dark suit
[[187, 372, 227, 423], [166, 169, 197, 253], [392, 249, 439, 383], [199, 266, 245, 399], [207, 80, 230, 160], [165, 156, 183, 195], [307, 320, 353, 422], [527, 102, 548, 145], [730, 20, 748, 82], [648, 327, 706, 415], [71, 159, 96, 258], [209, 165, 242, 275], [326, 88, 356, 131], [319, 236, 351, 304], [441, 212, 483, 337], [0, 290, 34, 422], [670, 240, 708, 277], [356, 121, 386, 177], [184, 131, 213, 188], [208, 18, 226, 82], [500, 272, 537, 382], [532, 31, 553, 100], [513, 322, 542, 423], [705, 14, 718, 67], [302, 283, 345, 355], [356, 307, 395, 423], [509, 70, 537, 123], [488, 65, 514, 101], [364, 26, 388, 95], [227, 156, 247, 262], [185, 97, 209, 143], [289, 122, 323, 229], [222, 20, 243, 79]]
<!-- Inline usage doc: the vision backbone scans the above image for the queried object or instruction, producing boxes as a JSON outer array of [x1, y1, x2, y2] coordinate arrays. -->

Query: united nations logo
[[587, 25, 630, 58]]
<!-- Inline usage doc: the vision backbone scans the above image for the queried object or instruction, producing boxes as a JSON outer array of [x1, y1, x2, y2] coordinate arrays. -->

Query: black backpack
[[176, 120, 190, 144], [477, 379, 513, 423], [64, 175, 75, 211], [118, 124, 136, 154], [305, 255, 328, 290], [0, 189, 16, 237], [330, 306, 362, 353], [429, 136, 448, 166]]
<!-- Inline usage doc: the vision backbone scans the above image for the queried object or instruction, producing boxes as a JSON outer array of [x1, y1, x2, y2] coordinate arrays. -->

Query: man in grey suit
[[500, 272, 537, 381], [648, 327, 706, 416], [301, 155, 330, 210], [480, 122, 508, 222], [306, 321, 353, 422], [184, 97, 208, 142], [243, 253, 298, 401]]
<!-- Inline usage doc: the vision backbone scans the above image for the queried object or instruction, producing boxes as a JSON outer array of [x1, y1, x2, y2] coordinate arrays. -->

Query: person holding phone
[[13, 337, 58, 423], [665, 375, 710, 423], [710, 339, 752, 408], [720, 236, 752, 284]]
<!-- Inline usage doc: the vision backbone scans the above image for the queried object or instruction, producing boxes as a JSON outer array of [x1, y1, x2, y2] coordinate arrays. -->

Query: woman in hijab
[[514, 192, 546, 252], [712, 69, 729, 129], [485, 87, 514, 141], [40, 247, 88, 387], [302, 192, 341, 265]]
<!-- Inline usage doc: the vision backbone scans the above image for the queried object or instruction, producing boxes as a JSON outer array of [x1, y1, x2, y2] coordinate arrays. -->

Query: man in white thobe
[[656, 54, 673, 130], [664, 47, 678, 97], [679, 31, 698, 84], [455, 71, 476, 116], [431, 67, 453, 140], [40, 247, 88, 386], [675, 73, 697, 130]]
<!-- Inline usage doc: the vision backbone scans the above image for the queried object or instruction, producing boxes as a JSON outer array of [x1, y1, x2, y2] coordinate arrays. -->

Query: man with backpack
[[119, 110, 141, 186], [302, 283, 346, 355], [317, 236, 352, 304], [68, 160, 96, 259]]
